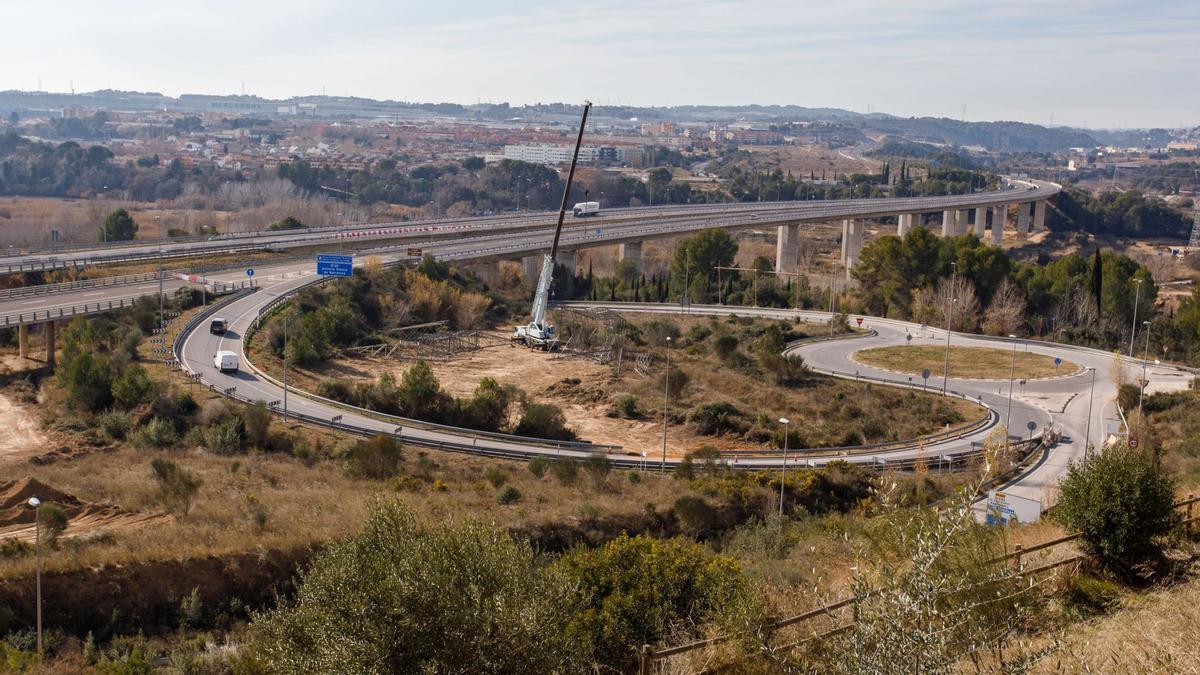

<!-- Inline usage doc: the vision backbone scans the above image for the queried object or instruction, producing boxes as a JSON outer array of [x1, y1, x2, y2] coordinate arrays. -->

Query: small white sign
[[984, 490, 1042, 525]]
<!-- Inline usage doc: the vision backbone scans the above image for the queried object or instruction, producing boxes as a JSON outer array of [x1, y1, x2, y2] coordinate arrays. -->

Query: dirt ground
[[0, 389, 46, 464], [344, 333, 716, 458], [0, 476, 170, 544]]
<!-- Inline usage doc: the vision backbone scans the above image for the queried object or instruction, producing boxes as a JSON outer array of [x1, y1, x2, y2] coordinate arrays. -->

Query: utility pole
[[283, 314, 289, 421], [1084, 367, 1097, 457], [942, 262, 957, 395], [660, 337, 672, 474], [1129, 278, 1143, 357]]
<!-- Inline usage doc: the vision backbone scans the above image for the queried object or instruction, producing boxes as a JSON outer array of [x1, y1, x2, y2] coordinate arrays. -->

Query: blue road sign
[[1053, 357, 1062, 366], [317, 254, 353, 277], [246, 268, 254, 277]]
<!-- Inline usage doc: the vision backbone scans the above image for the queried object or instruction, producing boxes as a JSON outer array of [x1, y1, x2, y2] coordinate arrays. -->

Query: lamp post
[[660, 336, 672, 474], [1129, 278, 1143, 357], [1139, 320, 1151, 416], [1005, 335, 1019, 435], [941, 263, 957, 395], [778, 417, 790, 517], [1084, 366, 1097, 457], [27, 497, 42, 663], [282, 314, 290, 421]]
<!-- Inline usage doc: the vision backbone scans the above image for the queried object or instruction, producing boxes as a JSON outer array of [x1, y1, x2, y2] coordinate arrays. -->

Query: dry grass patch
[[855, 345, 1076, 380]]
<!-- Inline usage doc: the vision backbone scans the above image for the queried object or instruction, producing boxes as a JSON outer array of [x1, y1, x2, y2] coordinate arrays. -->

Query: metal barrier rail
[[1, 279, 254, 329], [0, 271, 168, 299]]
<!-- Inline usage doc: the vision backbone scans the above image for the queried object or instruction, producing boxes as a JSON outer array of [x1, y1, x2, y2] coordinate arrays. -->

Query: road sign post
[[316, 254, 353, 277]]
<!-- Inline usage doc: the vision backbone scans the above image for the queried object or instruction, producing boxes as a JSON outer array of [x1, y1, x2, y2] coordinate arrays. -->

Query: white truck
[[572, 201, 600, 217], [213, 350, 239, 374]]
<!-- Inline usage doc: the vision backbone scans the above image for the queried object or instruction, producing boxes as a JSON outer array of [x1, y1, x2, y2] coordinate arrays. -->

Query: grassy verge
[[854, 344, 1076, 380]]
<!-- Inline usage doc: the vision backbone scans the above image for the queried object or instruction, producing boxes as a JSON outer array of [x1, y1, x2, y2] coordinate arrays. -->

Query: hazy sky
[[3, 0, 1197, 128]]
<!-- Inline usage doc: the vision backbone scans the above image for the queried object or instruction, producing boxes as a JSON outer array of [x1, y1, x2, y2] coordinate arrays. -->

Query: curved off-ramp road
[[569, 302, 1196, 509]]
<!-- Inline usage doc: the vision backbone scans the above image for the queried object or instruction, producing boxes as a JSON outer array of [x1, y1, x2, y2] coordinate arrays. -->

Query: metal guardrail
[[0, 271, 168, 299], [1, 279, 253, 329]]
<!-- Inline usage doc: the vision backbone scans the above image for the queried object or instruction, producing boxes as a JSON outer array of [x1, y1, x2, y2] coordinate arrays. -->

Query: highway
[[0, 180, 1059, 326], [0, 179, 1057, 273]]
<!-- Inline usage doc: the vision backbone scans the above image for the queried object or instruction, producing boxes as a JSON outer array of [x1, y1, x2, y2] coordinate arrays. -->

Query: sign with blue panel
[[317, 254, 353, 277]]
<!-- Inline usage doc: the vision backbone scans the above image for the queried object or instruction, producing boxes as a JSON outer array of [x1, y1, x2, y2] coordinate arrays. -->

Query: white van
[[214, 351, 239, 374]]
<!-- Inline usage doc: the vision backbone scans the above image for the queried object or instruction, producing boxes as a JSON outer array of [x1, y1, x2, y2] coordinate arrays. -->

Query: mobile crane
[[512, 101, 591, 350]]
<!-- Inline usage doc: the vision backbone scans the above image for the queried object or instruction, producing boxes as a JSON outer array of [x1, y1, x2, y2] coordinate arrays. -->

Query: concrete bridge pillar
[[18, 324, 29, 358], [1033, 201, 1047, 231], [955, 209, 969, 235], [619, 241, 644, 272], [896, 214, 912, 237], [973, 207, 988, 238], [991, 204, 1007, 245], [554, 248, 579, 274], [774, 225, 799, 274], [44, 321, 55, 367], [521, 254, 542, 282], [941, 210, 955, 237], [1016, 202, 1031, 236], [476, 261, 502, 287], [843, 219, 864, 268]]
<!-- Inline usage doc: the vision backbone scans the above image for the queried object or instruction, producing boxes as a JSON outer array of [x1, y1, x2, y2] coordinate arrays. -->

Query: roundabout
[[851, 345, 1081, 381]]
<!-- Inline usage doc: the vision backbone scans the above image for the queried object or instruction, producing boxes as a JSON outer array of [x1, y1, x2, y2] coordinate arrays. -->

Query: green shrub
[[1055, 444, 1181, 574], [515, 403, 576, 441], [150, 458, 202, 516], [660, 366, 689, 399], [344, 435, 404, 480], [97, 409, 133, 440], [712, 334, 739, 359], [549, 458, 578, 486], [673, 495, 721, 538], [38, 502, 69, 542], [111, 364, 155, 409], [615, 393, 639, 419], [252, 500, 585, 673], [528, 457, 549, 478], [131, 416, 178, 449], [242, 400, 273, 449], [1065, 573, 1121, 614], [497, 485, 522, 505], [642, 319, 681, 347], [1117, 383, 1140, 413], [556, 534, 753, 672], [198, 418, 243, 455], [583, 453, 612, 488], [484, 466, 508, 488], [688, 402, 745, 436]]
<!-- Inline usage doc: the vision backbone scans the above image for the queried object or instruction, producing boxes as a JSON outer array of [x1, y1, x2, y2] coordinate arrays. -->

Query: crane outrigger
[[512, 100, 591, 350]]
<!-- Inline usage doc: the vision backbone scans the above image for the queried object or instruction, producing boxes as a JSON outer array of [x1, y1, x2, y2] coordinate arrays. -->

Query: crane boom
[[515, 101, 591, 349]]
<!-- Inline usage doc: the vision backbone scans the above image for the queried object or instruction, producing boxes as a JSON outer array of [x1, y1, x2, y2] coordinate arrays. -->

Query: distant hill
[[0, 89, 1111, 153]]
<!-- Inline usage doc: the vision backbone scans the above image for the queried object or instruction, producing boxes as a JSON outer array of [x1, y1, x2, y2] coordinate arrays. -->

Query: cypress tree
[[1091, 249, 1103, 315]]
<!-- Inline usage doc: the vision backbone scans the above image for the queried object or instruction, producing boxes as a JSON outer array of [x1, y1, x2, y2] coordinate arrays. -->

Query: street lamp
[[941, 263, 958, 395], [26, 497, 42, 663], [1129, 279, 1143, 357], [778, 417, 790, 516], [1005, 335, 1019, 436], [1084, 366, 1097, 457], [660, 336, 672, 474], [1139, 320, 1151, 416]]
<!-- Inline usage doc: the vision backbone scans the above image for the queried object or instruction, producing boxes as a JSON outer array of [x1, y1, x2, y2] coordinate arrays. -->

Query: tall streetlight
[[26, 497, 42, 663], [1084, 366, 1097, 458], [1005, 335, 1019, 435], [941, 262, 957, 395], [1129, 278, 1144, 357], [1138, 320, 1151, 416], [282, 314, 290, 421], [778, 418, 790, 517], [660, 336, 672, 474]]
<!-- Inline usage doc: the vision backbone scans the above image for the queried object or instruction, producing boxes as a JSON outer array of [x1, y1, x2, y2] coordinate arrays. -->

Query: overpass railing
[[1, 279, 253, 328], [0, 271, 169, 299]]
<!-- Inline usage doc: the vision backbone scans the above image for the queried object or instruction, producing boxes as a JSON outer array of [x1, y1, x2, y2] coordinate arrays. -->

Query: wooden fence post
[[1013, 544, 1023, 571], [639, 645, 654, 675]]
